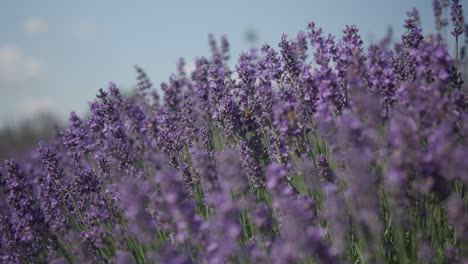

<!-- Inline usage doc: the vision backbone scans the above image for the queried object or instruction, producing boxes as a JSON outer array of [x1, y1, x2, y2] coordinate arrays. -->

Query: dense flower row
[[1, 1, 467, 263]]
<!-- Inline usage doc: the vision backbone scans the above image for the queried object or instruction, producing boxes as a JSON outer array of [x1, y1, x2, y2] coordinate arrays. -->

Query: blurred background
[[0, 0, 466, 159]]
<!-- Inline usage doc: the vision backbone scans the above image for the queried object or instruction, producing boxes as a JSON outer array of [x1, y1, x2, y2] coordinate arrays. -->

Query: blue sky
[[0, 0, 465, 127]]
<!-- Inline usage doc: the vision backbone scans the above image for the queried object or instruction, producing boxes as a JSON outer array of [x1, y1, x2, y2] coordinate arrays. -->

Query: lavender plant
[[1, 3, 468, 264]]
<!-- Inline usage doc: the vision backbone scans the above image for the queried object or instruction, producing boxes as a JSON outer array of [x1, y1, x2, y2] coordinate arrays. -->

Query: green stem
[[456, 37, 459, 70]]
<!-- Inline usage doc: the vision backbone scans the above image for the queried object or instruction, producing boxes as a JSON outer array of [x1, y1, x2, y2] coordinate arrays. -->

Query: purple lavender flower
[[402, 10, 424, 49], [451, 0, 464, 37], [257, 44, 283, 82], [279, 34, 301, 79], [216, 149, 249, 195], [134, 65, 153, 97], [0, 215, 22, 263], [255, 44, 282, 125], [265, 162, 295, 197], [236, 50, 257, 90], [220, 35, 230, 57], [295, 31, 308, 62], [367, 43, 396, 118], [37, 143, 69, 232], [89, 84, 132, 170], [334, 25, 367, 108], [447, 195, 468, 242], [239, 140, 265, 188], [322, 183, 347, 256], [191, 148, 218, 197], [308, 22, 342, 125], [112, 250, 133, 264], [154, 162, 202, 243], [156, 244, 193, 264], [118, 179, 155, 243], [316, 154, 336, 183], [192, 57, 211, 115], [434, 0, 445, 37], [270, 197, 338, 264], [0, 161, 48, 261], [162, 76, 183, 114], [202, 196, 242, 264], [60, 112, 91, 162]]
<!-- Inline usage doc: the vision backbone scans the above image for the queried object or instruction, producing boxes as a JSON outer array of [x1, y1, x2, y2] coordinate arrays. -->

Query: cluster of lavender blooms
[[1, 2, 468, 264]]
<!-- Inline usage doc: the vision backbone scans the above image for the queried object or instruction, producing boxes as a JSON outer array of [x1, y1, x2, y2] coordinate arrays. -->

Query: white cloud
[[23, 17, 47, 35], [20, 97, 55, 116], [24, 58, 42, 77], [70, 21, 96, 37], [0, 45, 43, 84]]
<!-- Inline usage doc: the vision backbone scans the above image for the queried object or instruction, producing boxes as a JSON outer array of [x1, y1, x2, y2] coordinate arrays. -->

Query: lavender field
[[1, 1, 468, 263]]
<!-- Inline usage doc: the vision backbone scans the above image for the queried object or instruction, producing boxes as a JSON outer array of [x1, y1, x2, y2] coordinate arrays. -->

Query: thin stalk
[[456, 37, 459, 69]]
